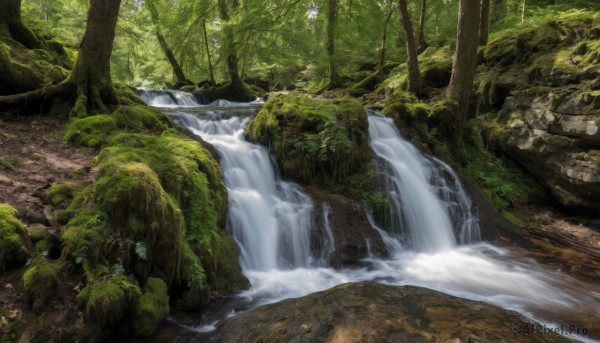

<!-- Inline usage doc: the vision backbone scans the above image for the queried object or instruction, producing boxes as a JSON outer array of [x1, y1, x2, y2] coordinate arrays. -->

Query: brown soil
[[0, 115, 95, 340], [0, 115, 96, 225]]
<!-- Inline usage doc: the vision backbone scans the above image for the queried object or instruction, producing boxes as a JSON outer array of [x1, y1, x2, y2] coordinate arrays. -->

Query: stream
[[138, 90, 600, 342]]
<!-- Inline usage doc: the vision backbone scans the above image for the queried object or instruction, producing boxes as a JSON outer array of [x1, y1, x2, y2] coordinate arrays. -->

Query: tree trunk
[[218, 0, 242, 88], [325, 0, 339, 85], [147, 2, 189, 85], [490, 0, 506, 27], [479, 0, 490, 45], [417, 0, 428, 54], [0, 0, 41, 48], [398, 0, 424, 95], [67, 0, 121, 116], [446, 0, 480, 147], [521, 0, 526, 22], [202, 19, 216, 85], [377, 0, 394, 74]]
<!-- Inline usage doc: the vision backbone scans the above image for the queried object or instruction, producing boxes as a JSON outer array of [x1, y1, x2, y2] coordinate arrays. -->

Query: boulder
[[214, 282, 571, 343], [495, 90, 600, 212]]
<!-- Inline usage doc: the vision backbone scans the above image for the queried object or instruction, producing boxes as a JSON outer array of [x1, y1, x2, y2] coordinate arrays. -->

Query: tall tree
[[446, 0, 480, 147], [378, 0, 395, 74], [147, 1, 190, 85], [317, 0, 340, 93], [218, 0, 242, 88], [0, 0, 41, 48], [417, 0, 428, 53], [521, 0, 526, 22], [490, 0, 506, 27], [201, 18, 216, 85], [398, 0, 424, 94], [0, 0, 122, 116], [479, 0, 490, 45]]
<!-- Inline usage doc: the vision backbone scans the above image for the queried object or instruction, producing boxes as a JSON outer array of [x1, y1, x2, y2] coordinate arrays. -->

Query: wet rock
[[307, 188, 388, 268], [214, 282, 571, 343]]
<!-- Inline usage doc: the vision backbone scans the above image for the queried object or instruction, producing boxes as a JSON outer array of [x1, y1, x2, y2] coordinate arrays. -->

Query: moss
[[77, 274, 141, 329], [207, 82, 257, 102], [111, 105, 171, 133], [61, 210, 114, 267], [64, 115, 118, 148], [113, 83, 145, 106], [383, 89, 429, 126], [131, 277, 170, 336], [463, 120, 548, 210], [0, 204, 29, 270], [502, 210, 526, 226], [419, 46, 453, 87], [22, 259, 60, 311], [47, 183, 75, 206], [245, 94, 371, 187]]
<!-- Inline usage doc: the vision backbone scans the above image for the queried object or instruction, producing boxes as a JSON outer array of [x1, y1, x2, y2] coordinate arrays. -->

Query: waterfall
[[139, 91, 600, 341], [169, 113, 314, 271]]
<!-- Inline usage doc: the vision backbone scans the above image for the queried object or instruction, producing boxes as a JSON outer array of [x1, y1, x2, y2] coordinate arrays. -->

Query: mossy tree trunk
[[398, 0, 424, 95], [446, 0, 480, 148], [479, 0, 490, 45], [147, 1, 190, 85], [67, 0, 121, 117], [0, 0, 41, 48], [417, 0, 428, 54]]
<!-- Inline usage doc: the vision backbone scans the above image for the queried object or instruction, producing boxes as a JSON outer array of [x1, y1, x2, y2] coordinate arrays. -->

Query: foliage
[[246, 94, 371, 187], [0, 204, 29, 270]]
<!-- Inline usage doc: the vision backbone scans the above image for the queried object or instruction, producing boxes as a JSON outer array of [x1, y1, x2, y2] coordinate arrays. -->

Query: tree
[[490, 0, 506, 27], [0, 0, 42, 48], [479, 0, 490, 45], [398, 0, 424, 94], [417, 0, 428, 53], [0, 0, 122, 116], [147, 1, 190, 85], [316, 0, 341, 93], [446, 0, 480, 147]]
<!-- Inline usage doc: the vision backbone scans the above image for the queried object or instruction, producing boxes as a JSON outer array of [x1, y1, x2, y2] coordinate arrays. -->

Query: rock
[[307, 188, 388, 268], [214, 282, 571, 343], [494, 90, 600, 213]]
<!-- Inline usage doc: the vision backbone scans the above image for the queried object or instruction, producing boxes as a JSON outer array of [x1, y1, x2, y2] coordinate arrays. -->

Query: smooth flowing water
[[143, 91, 600, 342]]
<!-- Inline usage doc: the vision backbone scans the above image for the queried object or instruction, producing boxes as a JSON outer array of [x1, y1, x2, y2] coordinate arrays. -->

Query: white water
[[144, 92, 600, 341]]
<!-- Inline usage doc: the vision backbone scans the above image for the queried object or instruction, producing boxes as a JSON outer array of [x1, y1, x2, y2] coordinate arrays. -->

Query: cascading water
[[141, 91, 600, 342]]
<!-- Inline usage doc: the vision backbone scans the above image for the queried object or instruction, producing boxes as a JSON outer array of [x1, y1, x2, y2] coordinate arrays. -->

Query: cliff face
[[479, 14, 600, 213]]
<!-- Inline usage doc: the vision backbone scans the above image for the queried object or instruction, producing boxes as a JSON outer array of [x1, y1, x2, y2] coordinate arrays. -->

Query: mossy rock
[[22, 259, 60, 312], [245, 94, 371, 186], [111, 105, 171, 133], [207, 82, 257, 102], [61, 210, 114, 267], [0, 204, 29, 270], [383, 89, 429, 125], [114, 83, 146, 106], [47, 183, 75, 206], [419, 46, 453, 87], [77, 274, 141, 329], [64, 115, 118, 148], [131, 277, 169, 336]]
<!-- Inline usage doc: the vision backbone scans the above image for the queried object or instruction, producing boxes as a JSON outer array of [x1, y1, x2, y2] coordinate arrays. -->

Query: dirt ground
[[0, 115, 95, 340]]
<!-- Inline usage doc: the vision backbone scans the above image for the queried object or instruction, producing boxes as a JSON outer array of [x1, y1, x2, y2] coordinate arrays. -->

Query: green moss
[[22, 259, 60, 311], [47, 183, 75, 206], [502, 210, 526, 226], [0, 204, 29, 270], [111, 105, 171, 133], [419, 46, 453, 87], [77, 274, 141, 329], [64, 115, 118, 148], [113, 83, 145, 106], [383, 89, 429, 125], [463, 120, 548, 210], [61, 210, 114, 267], [131, 277, 170, 336], [245, 94, 371, 187]]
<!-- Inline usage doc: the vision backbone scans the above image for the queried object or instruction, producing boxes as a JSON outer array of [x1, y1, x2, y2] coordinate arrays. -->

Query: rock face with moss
[[480, 14, 600, 212], [245, 94, 371, 186], [0, 203, 29, 270], [214, 282, 570, 343]]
